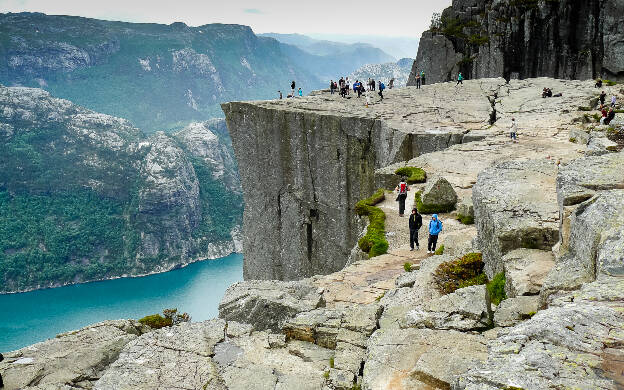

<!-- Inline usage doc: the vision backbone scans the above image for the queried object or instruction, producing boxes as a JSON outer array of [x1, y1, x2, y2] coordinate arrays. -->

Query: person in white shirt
[[510, 118, 518, 142]]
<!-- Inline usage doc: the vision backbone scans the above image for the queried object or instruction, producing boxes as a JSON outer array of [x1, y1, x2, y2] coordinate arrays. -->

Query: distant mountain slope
[[0, 13, 322, 132], [259, 33, 396, 82], [0, 86, 242, 293], [349, 58, 414, 88]]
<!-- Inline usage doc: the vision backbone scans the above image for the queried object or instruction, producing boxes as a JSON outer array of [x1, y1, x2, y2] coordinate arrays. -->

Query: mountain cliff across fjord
[[407, 0, 624, 85], [0, 86, 242, 293]]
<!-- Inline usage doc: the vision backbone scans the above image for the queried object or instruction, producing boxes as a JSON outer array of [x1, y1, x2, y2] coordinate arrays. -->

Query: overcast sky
[[0, 0, 452, 38]]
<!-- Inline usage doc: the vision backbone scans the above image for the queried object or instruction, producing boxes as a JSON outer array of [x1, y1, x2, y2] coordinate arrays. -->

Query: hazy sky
[[0, 0, 452, 38]]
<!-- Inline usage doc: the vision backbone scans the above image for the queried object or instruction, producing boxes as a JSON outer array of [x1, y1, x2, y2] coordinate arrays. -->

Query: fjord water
[[0, 254, 243, 353]]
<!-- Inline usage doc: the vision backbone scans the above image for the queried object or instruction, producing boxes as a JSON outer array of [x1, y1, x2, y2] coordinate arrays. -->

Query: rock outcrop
[[408, 0, 624, 85]]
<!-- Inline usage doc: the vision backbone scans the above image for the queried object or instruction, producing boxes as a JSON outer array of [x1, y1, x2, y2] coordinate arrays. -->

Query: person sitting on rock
[[395, 177, 409, 216], [427, 214, 443, 254], [601, 105, 609, 124], [596, 79, 603, 88], [542, 88, 548, 98], [605, 108, 616, 125], [409, 207, 423, 251]]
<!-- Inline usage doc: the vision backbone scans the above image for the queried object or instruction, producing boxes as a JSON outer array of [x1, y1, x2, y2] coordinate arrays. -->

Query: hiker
[[456, 72, 463, 86], [427, 214, 443, 254], [416, 74, 421, 89], [371, 78, 375, 91], [298, 88, 303, 97], [365, 89, 371, 107], [278, 90, 282, 99], [330, 81, 335, 94], [357, 82, 364, 98], [595, 79, 603, 88], [378, 80, 385, 100], [601, 105, 608, 124], [409, 207, 423, 251], [421, 70, 426, 85], [389, 78, 395, 89], [510, 118, 518, 142], [291, 81, 296, 96], [353, 80, 359, 95], [605, 108, 616, 125], [612, 95, 617, 108], [395, 177, 409, 216], [600, 91, 607, 105], [0, 352, 3, 388], [346, 77, 350, 95]]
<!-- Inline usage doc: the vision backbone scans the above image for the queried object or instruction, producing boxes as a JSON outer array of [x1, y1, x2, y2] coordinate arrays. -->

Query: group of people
[[277, 81, 303, 99], [599, 91, 618, 125], [395, 178, 443, 254], [414, 70, 426, 88], [330, 77, 387, 101], [541, 87, 563, 98]]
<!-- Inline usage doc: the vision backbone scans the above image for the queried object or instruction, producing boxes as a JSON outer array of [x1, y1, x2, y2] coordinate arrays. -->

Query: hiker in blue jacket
[[427, 214, 443, 254]]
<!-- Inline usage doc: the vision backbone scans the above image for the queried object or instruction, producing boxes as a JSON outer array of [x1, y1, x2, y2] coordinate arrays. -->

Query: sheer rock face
[[408, 0, 624, 85]]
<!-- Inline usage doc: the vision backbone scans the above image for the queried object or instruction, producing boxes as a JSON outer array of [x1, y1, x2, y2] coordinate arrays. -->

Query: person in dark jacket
[[291, 81, 296, 96], [600, 91, 607, 106], [395, 178, 409, 216], [409, 208, 423, 251], [427, 214, 443, 254]]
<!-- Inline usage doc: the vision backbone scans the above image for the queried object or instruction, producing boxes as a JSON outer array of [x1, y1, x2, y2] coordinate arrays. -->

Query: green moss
[[355, 189, 388, 258], [456, 214, 475, 225], [323, 371, 329, 380], [569, 137, 577, 143], [604, 79, 618, 86], [414, 191, 456, 214], [433, 253, 486, 294], [329, 357, 334, 368], [404, 262, 413, 272], [468, 34, 489, 45], [394, 167, 427, 184], [520, 311, 537, 320], [138, 314, 173, 329], [487, 272, 507, 305], [375, 292, 386, 302], [434, 245, 445, 255], [350, 385, 362, 390]]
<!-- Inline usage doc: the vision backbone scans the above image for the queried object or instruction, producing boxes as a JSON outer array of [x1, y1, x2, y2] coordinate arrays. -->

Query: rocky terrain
[[0, 86, 242, 293], [407, 0, 624, 85], [1, 78, 623, 389]]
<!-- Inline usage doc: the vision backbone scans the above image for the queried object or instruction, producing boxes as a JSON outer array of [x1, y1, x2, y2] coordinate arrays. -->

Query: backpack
[[380, 82, 385, 91], [399, 182, 407, 194]]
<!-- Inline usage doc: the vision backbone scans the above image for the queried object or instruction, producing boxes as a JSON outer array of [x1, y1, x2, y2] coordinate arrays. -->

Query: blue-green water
[[0, 254, 243, 353]]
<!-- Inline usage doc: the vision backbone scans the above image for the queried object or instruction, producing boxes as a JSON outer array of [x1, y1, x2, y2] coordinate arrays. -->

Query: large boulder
[[406, 285, 492, 331], [418, 176, 458, 213], [0, 320, 149, 390], [473, 160, 559, 278], [502, 249, 555, 297], [493, 296, 540, 327], [218, 280, 324, 332]]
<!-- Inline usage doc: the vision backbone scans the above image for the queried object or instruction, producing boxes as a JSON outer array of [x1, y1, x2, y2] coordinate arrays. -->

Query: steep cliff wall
[[223, 84, 497, 280], [408, 0, 624, 85]]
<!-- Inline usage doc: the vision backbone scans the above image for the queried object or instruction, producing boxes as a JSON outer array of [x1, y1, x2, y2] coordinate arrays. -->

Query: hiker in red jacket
[[395, 177, 410, 216]]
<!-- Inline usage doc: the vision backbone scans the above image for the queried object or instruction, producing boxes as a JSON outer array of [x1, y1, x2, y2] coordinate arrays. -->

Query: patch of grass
[[414, 191, 456, 214], [375, 292, 386, 302], [404, 262, 413, 272], [487, 272, 507, 305], [394, 167, 427, 184], [591, 113, 601, 122], [433, 252, 486, 294], [323, 371, 329, 380], [350, 385, 362, 390], [569, 137, 577, 143], [520, 311, 537, 320], [138, 308, 191, 329], [434, 245, 445, 255], [604, 79, 618, 86], [456, 213, 474, 225], [355, 189, 389, 258], [329, 357, 335, 368], [468, 34, 490, 45]]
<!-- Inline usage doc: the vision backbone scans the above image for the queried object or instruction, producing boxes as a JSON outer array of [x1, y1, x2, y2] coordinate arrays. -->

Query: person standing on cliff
[[371, 78, 375, 91], [395, 178, 409, 216], [456, 72, 463, 86], [291, 81, 296, 96], [421, 70, 426, 85], [298, 88, 303, 97], [510, 118, 518, 142], [409, 207, 423, 251], [416, 74, 421, 89], [378, 80, 385, 100], [278, 90, 282, 99], [600, 91, 607, 106], [427, 214, 443, 254], [611, 95, 617, 108]]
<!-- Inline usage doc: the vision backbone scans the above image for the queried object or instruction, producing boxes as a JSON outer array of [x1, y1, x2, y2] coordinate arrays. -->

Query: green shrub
[[569, 137, 577, 143], [375, 292, 386, 301], [394, 167, 427, 184], [329, 357, 335, 368], [433, 253, 486, 294], [139, 308, 191, 329], [138, 314, 173, 329], [487, 272, 507, 305], [434, 245, 445, 255], [604, 79, 618, 86], [456, 214, 474, 225], [404, 262, 413, 272], [591, 113, 601, 122], [414, 191, 456, 214], [355, 189, 388, 258], [323, 370, 329, 380]]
